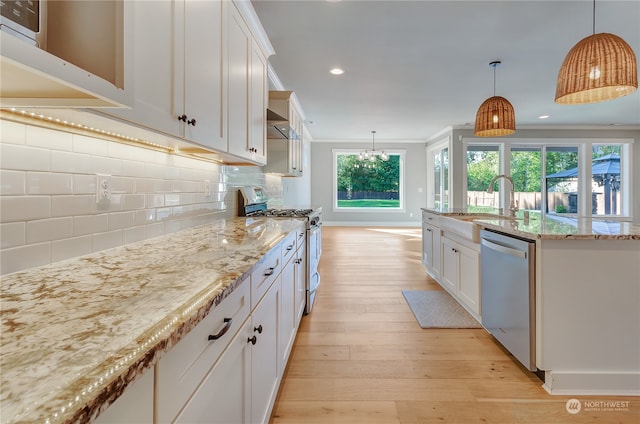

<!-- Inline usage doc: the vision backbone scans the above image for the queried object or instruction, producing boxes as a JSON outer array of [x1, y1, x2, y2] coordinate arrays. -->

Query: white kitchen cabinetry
[[100, 0, 226, 152], [0, 1, 133, 108], [227, 2, 267, 164], [421, 211, 441, 280], [441, 235, 480, 317], [156, 279, 251, 423], [93, 369, 153, 424], [173, 318, 252, 424], [250, 274, 281, 424], [264, 91, 304, 176]]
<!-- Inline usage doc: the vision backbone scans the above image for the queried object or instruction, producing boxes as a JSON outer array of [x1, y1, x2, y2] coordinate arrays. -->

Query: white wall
[[310, 141, 427, 226], [0, 118, 280, 275]]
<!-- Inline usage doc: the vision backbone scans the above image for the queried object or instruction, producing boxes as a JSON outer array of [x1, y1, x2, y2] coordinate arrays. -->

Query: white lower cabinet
[[93, 369, 154, 424], [441, 236, 481, 317], [99, 227, 305, 423], [250, 276, 281, 424], [174, 318, 252, 423]]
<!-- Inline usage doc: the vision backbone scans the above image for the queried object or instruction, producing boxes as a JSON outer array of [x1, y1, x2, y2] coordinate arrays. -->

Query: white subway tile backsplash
[[1, 118, 275, 275], [0, 222, 25, 248], [72, 174, 96, 195], [91, 156, 122, 176], [1, 170, 26, 195], [72, 133, 109, 156], [134, 209, 156, 225], [121, 194, 146, 210], [123, 226, 146, 244], [92, 230, 123, 252], [74, 214, 109, 236], [26, 125, 73, 151], [26, 172, 73, 195], [0, 196, 51, 222], [1, 242, 50, 275], [51, 195, 96, 217], [1, 144, 50, 171], [51, 150, 92, 174], [108, 211, 135, 231], [26, 217, 74, 243], [0, 120, 26, 145], [51, 236, 92, 263]]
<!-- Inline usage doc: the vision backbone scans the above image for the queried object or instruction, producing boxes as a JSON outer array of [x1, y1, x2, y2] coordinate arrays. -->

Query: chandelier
[[474, 61, 516, 137], [359, 131, 388, 161], [555, 0, 637, 104]]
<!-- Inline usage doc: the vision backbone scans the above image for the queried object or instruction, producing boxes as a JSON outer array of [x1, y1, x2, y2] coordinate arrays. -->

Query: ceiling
[[251, 0, 640, 142]]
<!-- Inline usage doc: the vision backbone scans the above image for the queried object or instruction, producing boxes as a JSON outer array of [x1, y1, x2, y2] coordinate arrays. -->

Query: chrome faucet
[[487, 174, 518, 217]]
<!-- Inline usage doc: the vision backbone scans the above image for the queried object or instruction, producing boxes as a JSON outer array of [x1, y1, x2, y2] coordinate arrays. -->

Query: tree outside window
[[334, 152, 403, 209]]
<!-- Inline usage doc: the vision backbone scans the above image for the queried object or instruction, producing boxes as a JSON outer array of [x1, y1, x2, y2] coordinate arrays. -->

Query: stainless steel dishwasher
[[480, 229, 536, 371]]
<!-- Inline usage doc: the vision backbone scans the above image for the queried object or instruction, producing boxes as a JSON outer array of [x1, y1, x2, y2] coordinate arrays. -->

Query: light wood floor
[[270, 226, 639, 424]]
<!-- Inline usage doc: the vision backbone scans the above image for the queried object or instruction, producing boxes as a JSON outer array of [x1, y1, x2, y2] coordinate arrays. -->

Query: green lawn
[[337, 199, 400, 208]]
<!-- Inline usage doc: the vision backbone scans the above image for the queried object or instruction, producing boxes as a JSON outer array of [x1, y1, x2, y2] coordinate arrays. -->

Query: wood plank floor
[[270, 226, 640, 424]]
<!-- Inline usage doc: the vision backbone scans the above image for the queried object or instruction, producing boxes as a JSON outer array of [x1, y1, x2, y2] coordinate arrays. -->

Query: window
[[333, 149, 404, 210], [465, 139, 631, 219]]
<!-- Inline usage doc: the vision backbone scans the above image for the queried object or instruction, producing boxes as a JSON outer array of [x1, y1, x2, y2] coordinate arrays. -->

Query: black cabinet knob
[[187, 118, 196, 126], [254, 324, 263, 334], [248, 335, 257, 345], [178, 114, 187, 122]]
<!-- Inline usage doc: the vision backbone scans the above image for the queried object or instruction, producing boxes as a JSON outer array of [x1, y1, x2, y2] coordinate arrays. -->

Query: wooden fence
[[467, 191, 620, 214]]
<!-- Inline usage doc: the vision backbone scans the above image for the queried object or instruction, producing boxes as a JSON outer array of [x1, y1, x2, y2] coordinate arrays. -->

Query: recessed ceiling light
[[330, 68, 344, 75], [538, 115, 550, 119]]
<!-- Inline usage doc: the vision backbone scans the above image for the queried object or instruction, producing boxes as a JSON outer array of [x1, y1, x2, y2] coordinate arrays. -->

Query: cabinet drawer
[[156, 278, 251, 423], [422, 211, 440, 226], [251, 246, 281, 310], [281, 230, 297, 266]]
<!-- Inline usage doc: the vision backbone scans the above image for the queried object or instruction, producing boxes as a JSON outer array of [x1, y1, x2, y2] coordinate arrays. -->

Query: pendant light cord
[[592, 0, 596, 35]]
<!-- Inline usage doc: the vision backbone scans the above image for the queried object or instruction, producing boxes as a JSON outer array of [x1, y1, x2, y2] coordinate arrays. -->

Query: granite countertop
[[422, 208, 640, 240], [0, 217, 305, 424]]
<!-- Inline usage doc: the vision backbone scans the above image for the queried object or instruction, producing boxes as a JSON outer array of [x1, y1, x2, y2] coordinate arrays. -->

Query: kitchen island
[[422, 208, 640, 395], [0, 217, 305, 423]]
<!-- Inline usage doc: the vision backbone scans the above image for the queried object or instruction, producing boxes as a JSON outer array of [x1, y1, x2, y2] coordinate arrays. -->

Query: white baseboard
[[542, 370, 640, 396], [323, 221, 421, 227]]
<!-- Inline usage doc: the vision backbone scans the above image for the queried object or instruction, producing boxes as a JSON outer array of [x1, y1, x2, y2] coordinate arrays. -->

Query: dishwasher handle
[[481, 238, 527, 259]]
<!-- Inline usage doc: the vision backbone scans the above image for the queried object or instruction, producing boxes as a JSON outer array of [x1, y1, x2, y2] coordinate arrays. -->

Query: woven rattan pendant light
[[555, 0, 638, 104], [474, 61, 516, 137]]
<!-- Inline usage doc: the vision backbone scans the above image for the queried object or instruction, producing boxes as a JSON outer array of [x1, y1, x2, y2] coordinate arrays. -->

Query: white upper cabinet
[[227, 1, 268, 164], [102, 0, 227, 152], [0, 0, 133, 108]]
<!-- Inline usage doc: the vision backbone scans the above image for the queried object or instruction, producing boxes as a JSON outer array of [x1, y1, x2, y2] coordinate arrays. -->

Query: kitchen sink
[[439, 214, 499, 242]]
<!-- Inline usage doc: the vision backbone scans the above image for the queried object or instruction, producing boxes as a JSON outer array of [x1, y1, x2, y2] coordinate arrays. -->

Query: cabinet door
[[183, 0, 227, 151], [440, 237, 458, 294], [279, 258, 296, 372], [422, 223, 434, 268], [93, 370, 153, 424], [251, 278, 280, 424], [249, 38, 267, 164], [227, 3, 251, 160], [104, 0, 181, 137], [175, 318, 252, 424], [457, 243, 480, 315]]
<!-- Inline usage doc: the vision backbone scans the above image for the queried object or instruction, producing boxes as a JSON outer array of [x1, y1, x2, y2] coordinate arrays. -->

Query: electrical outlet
[[204, 180, 211, 197], [96, 174, 112, 203]]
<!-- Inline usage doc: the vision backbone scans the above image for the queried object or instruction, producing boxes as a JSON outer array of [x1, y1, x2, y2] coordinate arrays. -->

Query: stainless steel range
[[238, 186, 322, 314]]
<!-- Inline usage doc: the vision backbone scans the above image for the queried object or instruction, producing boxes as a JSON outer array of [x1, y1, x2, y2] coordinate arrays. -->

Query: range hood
[[266, 91, 301, 140], [266, 108, 297, 140]]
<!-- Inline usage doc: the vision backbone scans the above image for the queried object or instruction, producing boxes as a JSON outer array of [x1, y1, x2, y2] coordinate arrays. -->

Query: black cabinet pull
[[264, 267, 275, 276], [178, 114, 187, 122], [208, 317, 232, 341], [187, 118, 196, 126], [254, 324, 263, 334], [248, 335, 257, 345], [286, 245, 294, 251]]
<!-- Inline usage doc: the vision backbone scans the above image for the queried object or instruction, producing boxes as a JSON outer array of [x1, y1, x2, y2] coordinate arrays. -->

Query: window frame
[[332, 148, 406, 213]]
